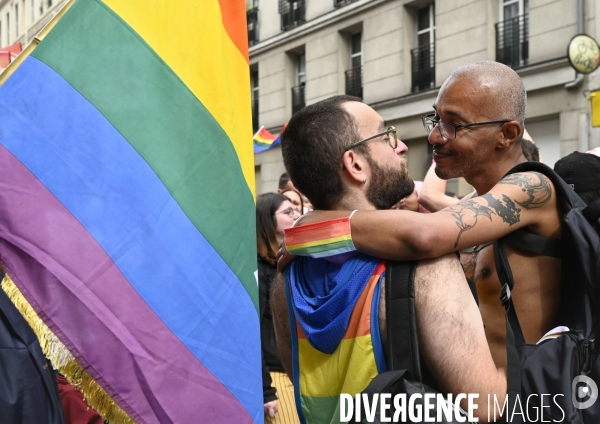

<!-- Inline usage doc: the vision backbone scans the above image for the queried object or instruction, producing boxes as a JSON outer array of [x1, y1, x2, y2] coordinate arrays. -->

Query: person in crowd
[[279, 172, 313, 212], [281, 61, 566, 371], [277, 172, 296, 193], [521, 136, 540, 162], [256, 193, 301, 424], [271, 95, 506, 423], [395, 180, 430, 212], [280, 189, 304, 214], [554, 150, 600, 205]]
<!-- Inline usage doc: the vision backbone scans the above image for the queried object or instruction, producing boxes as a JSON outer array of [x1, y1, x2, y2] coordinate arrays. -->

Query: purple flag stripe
[[0, 144, 252, 424]]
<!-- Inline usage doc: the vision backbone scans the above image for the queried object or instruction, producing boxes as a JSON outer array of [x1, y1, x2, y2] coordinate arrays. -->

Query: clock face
[[568, 34, 600, 74]]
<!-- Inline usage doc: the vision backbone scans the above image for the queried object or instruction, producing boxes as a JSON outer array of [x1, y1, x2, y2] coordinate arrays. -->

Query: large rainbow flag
[[0, 0, 261, 422]]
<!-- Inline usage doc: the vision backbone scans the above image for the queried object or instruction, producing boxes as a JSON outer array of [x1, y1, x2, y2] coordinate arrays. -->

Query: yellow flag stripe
[[102, 0, 255, 196]]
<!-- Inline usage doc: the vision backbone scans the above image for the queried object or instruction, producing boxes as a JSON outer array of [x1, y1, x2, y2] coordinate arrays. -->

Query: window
[[247, 5, 258, 46], [496, 0, 529, 68], [334, 0, 360, 8], [345, 32, 363, 98], [292, 53, 305, 114], [279, 0, 305, 32], [14, 4, 18, 38], [47, 0, 52, 8], [411, 3, 436, 92], [30, 0, 34, 23], [7, 13, 10, 44], [251, 68, 259, 133]]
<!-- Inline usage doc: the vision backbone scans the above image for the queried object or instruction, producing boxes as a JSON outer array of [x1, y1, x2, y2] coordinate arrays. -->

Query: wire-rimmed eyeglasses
[[275, 207, 302, 218], [345, 126, 398, 151], [421, 113, 510, 140]]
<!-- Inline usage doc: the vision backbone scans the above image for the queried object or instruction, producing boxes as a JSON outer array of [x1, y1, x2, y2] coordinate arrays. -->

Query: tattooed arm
[[293, 172, 557, 261]]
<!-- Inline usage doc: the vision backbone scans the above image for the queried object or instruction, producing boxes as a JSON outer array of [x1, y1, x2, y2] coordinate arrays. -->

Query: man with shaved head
[[282, 61, 565, 369]]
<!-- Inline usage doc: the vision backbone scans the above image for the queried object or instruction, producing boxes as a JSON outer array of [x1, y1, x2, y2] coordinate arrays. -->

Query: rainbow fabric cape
[[0, 0, 261, 422], [253, 125, 281, 154]]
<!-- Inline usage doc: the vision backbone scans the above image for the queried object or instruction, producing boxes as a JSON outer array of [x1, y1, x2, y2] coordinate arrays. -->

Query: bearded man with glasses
[[280, 61, 565, 393], [271, 94, 507, 423]]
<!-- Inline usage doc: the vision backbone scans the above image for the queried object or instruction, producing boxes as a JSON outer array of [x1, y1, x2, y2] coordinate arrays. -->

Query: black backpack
[[494, 161, 600, 423], [358, 261, 473, 424]]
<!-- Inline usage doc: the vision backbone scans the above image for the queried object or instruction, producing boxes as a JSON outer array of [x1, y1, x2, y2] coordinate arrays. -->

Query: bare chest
[[469, 243, 562, 366]]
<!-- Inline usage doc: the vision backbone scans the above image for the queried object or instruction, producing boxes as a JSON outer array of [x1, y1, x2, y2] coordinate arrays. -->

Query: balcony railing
[[334, 0, 360, 8], [279, 0, 306, 32], [411, 43, 435, 93], [247, 7, 259, 46], [252, 97, 259, 133], [496, 14, 529, 68], [345, 66, 363, 99], [292, 84, 305, 115]]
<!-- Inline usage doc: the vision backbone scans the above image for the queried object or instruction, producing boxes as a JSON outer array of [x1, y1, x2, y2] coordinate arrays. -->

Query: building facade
[[250, 0, 600, 196], [0, 0, 67, 49]]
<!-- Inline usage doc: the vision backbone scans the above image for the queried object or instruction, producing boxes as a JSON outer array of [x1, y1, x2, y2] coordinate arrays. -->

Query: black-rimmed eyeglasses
[[421, 113, 510, 140], [345, 126, 398, 151]]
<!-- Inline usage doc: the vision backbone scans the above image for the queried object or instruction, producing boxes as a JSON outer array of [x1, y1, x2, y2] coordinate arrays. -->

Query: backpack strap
[[493, 237, 525, 424], [502, 228, 562, 258], [385, 260, 421, 382]]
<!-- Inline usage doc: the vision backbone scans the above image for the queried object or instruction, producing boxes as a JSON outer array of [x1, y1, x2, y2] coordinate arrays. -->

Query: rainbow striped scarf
[[285, 255, 386, 424]]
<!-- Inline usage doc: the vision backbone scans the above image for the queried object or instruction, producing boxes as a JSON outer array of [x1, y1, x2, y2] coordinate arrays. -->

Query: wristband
[[284, 216, 356, 260]]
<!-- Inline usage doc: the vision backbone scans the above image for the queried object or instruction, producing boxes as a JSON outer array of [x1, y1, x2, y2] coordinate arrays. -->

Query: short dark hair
[[521, 138, 540, 162], [281, 188, 304, 212], [278, 172, 291, 190], [256, 192, 288, 264], [281, 95, 363, 210]]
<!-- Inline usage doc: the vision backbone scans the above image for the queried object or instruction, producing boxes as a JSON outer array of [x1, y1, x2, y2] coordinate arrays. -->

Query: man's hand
[[264, 399, 278, 418], [276, 239, 297, 272]]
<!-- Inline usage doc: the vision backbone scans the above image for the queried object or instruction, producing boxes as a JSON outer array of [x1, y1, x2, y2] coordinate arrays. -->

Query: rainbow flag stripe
[[0, 0, 260, 422], [285, 218, 356, 258]]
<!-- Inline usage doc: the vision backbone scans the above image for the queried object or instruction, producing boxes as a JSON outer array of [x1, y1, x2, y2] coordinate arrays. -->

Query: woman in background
[[280, 189, 304, 214], [256, 193, 301, 424]]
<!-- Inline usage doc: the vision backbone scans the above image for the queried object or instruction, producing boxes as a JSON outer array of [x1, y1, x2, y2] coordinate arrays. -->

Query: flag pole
[[0, 0, 75, 86]]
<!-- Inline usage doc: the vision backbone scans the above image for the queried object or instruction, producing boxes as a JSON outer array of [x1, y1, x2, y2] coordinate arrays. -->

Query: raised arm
[[414, 254, 506, 421], [418, 161, 460, 212], [289, 171, 558, 262]]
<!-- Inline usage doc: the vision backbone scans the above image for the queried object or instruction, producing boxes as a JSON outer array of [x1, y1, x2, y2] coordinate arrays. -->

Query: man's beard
[[365, 155, 415, 210]]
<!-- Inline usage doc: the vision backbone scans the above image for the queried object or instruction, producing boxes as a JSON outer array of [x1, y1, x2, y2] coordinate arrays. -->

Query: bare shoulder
[[415, 253, 463, 285], [414, 253, 464, 297], [433, 171, 557, 249], [495, 171, 554, 210]]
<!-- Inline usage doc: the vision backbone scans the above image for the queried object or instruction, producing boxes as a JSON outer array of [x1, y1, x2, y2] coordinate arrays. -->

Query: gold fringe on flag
[[1, 274, 136, 424]]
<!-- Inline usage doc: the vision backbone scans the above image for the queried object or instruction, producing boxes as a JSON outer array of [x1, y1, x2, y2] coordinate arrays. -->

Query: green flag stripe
[[31, 0, 258, 309]]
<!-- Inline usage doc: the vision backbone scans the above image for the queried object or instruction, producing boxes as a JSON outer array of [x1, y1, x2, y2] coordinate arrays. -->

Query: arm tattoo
[[449, 200, 497, 248], [445, 172, 552, 248], [499, 172, 552, 209]]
